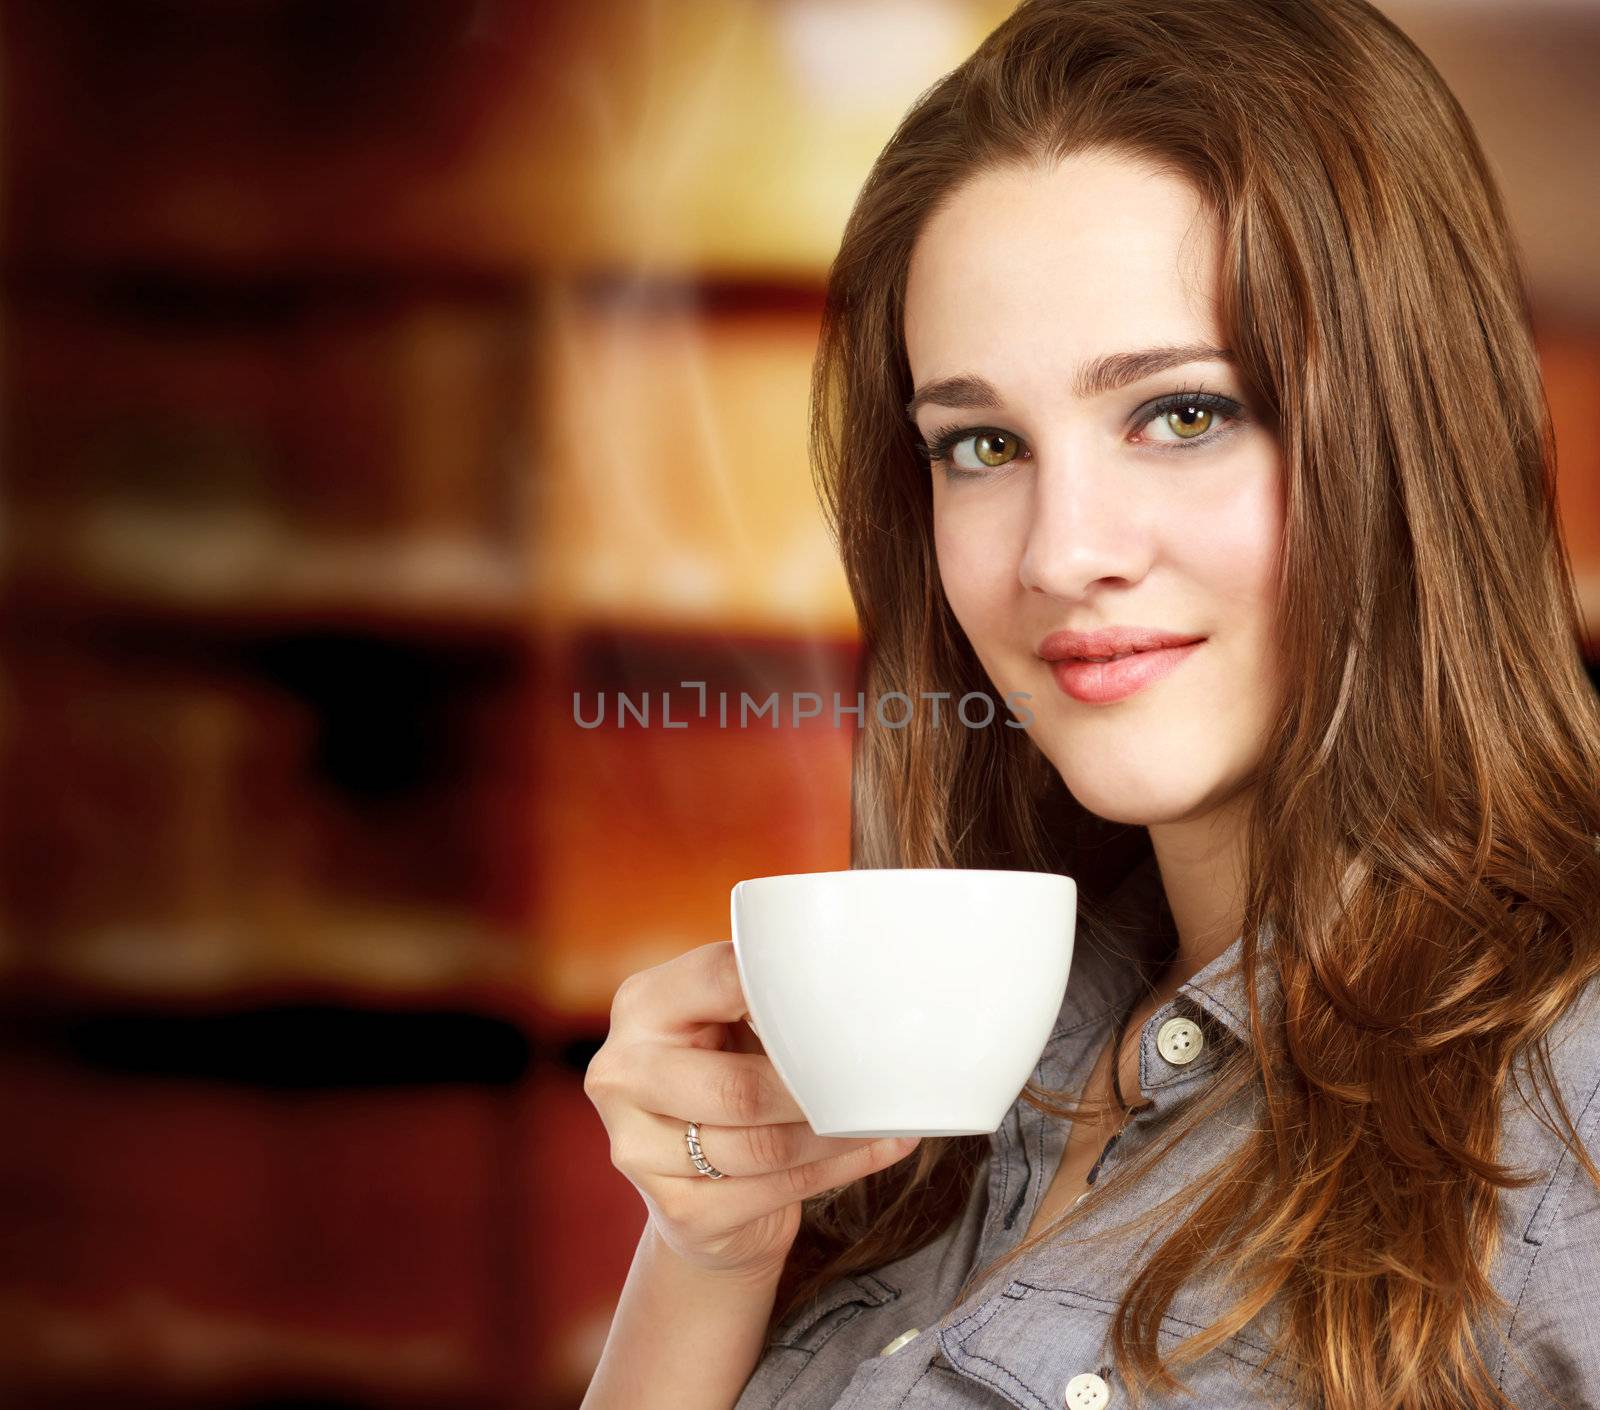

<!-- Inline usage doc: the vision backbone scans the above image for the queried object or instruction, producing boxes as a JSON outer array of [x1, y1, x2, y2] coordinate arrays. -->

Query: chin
[[1044, 749, 1232, 827], [1071, 788, 1216, 829]]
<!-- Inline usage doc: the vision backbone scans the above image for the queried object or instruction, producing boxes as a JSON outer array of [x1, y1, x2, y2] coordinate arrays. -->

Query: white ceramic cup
[[729, 868, 1078, 1137]]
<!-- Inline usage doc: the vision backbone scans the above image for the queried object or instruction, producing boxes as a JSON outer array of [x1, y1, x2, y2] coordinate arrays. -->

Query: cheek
[[1181, 451, 1284, 614], [1178, 459, 1286, 711], [933, 501, 1017, 633]]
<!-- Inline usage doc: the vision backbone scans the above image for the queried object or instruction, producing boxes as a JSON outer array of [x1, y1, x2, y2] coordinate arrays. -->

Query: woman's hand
[[583, 939, 922, 1282]]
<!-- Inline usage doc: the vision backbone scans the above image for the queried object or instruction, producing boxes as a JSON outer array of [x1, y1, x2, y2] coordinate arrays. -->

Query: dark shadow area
[[9, 1004, 533, 1087]]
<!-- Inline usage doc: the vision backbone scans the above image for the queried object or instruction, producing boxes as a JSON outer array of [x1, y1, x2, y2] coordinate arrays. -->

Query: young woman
[[580, 2, 1600, 1407]]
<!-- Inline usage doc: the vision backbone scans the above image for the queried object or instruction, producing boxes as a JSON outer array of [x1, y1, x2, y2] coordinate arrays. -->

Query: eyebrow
[[904, 343, 1234, 421]]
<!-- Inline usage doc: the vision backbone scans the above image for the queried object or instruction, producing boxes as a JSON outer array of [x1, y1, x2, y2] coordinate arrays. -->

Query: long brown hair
[[768, 3, 1600, 1407]]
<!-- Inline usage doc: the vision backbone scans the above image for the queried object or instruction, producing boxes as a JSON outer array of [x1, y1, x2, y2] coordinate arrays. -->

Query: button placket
[[1070, 1009, 1164, 1203], [998, 1051, 1041, 1234]]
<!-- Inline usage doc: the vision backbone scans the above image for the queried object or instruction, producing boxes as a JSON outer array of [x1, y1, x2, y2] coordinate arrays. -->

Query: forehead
[[903, 151, 1224, 389]]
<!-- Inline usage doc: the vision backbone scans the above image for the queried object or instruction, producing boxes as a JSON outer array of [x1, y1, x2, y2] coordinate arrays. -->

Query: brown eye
[[973, 431, 1019, 467], [1135, 391, 1243, 449], [1165, 404, 1213, 439], [921, 424, 1032, 477]]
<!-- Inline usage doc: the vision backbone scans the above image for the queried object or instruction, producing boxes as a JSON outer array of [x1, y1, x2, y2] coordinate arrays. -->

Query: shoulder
[[1499, 969, 1600, 1207], [1512, 971, 1600, 1139], [1494, 973, 1600, 1403]]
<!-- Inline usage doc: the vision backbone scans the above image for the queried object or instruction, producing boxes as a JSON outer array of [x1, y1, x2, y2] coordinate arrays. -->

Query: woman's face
[[904, 149, 1284, 827]]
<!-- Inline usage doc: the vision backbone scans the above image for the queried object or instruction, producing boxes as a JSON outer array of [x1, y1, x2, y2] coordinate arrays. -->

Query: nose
[[1016, 452, 1152, 601]]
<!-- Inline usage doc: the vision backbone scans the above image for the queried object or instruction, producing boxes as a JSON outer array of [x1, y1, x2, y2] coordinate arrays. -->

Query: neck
[[1145, 791, 1252, 991]]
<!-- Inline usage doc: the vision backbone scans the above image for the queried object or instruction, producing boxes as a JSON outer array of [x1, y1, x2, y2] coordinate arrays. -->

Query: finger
[[720, 1012, 766, 1057], [626, 1042, 808, 1127], [616, 941, 751, 1039], [629, 1110, 878, 1180], [665, 1132, 923, 1229]]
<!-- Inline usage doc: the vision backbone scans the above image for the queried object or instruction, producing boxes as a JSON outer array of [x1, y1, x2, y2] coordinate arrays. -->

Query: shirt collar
[[1180, 922, 1277, 1046]]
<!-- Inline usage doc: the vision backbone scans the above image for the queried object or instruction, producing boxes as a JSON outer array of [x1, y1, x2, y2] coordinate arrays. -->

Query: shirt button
[[878, 1328, 919, 1356], [1065, 1371, 1111, 1408], [1156, 1015, 1204, 1065]]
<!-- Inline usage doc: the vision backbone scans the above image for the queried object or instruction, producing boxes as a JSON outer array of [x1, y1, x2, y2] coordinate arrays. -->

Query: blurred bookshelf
[[0, 275, 860, 1402], [0, 2, 1596, 1408], [0, 2, 886, 1406]]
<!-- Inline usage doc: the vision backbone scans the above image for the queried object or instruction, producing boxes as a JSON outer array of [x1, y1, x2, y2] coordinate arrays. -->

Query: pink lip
[[1037, 625, 1206, 659], [1037, 626, 1207, 705], [1048, 642, 1203, 703]]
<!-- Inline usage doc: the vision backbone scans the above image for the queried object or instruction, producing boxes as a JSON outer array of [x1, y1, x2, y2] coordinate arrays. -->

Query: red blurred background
[[0, 1, 1595, 1406]]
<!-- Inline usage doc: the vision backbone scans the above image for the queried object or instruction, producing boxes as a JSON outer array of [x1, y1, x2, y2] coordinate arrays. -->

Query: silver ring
[[686, 1120, 726, 1179]]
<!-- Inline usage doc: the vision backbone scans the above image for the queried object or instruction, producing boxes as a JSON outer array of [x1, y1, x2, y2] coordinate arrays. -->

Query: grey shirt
[[732, 856, 1600, 1410]]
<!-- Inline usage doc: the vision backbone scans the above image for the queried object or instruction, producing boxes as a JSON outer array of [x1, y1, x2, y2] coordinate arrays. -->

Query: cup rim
[[733, 867, 1076, 892]]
